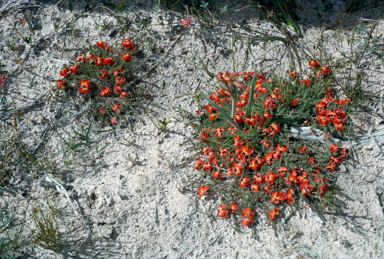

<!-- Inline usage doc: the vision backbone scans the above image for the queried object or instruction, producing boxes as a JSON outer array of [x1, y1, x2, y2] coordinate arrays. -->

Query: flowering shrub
[[55, 38, 147, 125], [192, 62, 350, 226]]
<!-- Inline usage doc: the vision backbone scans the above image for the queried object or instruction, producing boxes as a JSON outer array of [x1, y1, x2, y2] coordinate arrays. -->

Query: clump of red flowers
[[192, 61, 351, 227], [54, 39, 147, 125]]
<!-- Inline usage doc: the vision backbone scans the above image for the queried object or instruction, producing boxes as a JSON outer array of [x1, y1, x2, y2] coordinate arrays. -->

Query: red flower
[[194, 158, 203, 170], [268, 208, 279, 221], [263, 96, 277, 110], [121, 52, 132, 62], [100, 69, 108, 79], [286, 187, 295, 203], [228, 202, 238, 213], [330, 143, 339, 152], [116, 76, 126, 85], [110, 117, 117, 125], [217, 205, 227, 218], [75, 54, 85, 62], [317, 115, 327, 125], [96, 41, 104, 48], [113, 67, 124, 76], [103, 57, 113, 65], [340, 148, 347, 158], [78, 86, 89, 94], [95, 56, 104, 66], [113, 85, 122, 93], [264, 171, 277, 184], [214, 127, 225, 137], [308, 157, 316, 165], [60, 68, 69, 77], [238, 176, 250, 188], [120, 91, 130, 97], [99, 108, 106, 115], [121, 38, 133, 49], [203, 161, 212, 172], [334, 122, 344, 131], [287, 70, 297, 78], [209, 113, 218, 121], [290, 98, 300, 107], [80, 79, 91, 88], [309, 60, 319, 67], [321, 64, 330, 74], [56, 79, 65, 89], [86, 54, 95, 63], [197, 185, 209, 197], [277, 167, 289, 176], [100, 87, 111, 97], [112, 103, 120, 112], [240, 208, 255, 226], [299, 78, 311, 86], [298, 145, 306, 154], [212, 171, 223, 179], [70, 64, 78, 74]]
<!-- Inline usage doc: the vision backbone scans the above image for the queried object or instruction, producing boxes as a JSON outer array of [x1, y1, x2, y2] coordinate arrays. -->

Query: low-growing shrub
[[192, 61, 351, 226], [55, 38, 146, 125]]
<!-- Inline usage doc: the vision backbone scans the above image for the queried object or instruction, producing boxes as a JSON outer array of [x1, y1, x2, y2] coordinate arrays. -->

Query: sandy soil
[[1, 0, 384, 258]]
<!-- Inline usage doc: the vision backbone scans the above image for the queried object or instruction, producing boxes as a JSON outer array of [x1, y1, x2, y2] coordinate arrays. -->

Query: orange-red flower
[[330, 143, 339, 152], [308, 157, 316, 165], [217, 205, 227, 218], [290, 98, 300, 107], [286, 187, 295, 203], [78, 86, 89, 94], [240, 208, 255, 226], [116, 76, 126, 85], [75, 54, 85, 62], [212, 171, 223, 179], [80, 79, 91, 89], [113, 67, 124, 76], [317, 115, 327, 125], [228, 202, 238, 213], [103, 57, 113, 65], [121, 38, 133, 49], [95, 56, 104, 66], [194, 158, 203, 170], [99, 108, 106, 115], [214, 127, 225, 137], [70, 64, 78, 74], [209, 113, 218, 121], [264, 171, 277, 184], [96, 41, 104, 48], [238, 176, 250, 188], [340, 148, 347, 158], [263, 96, 277, 110], [268, 208, 279, 221], [112, 103, 120, 112], [113, 85, 122, 93], [277, 167, 289, 176], [56, 79, 65, 89], [120, 91, 130, 97], [299, 78, 311, 86], [309, 60, 319, 67], [110, 117, 117, 125], [100, 69, 108, 79], [60, 68, 69, 77], [197, 185, 209, 197], [121, 52, 132, 62], [260, 139, 271, 148], [86, 54, 95, 63], [287, 70, 297, 78], [100, 86, 111, 97], [298, 145, 306, 154]]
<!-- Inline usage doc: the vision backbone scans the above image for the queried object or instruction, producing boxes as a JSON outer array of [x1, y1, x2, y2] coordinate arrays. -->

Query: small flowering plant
[[191, 61, 351, 227], [55, 38, 147, 125]]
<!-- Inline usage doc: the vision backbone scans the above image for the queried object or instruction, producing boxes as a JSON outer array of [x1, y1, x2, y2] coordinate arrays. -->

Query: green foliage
[[0, 209, 26, 259], [29, 193, 61, 253], [56, 39, 147, 126], [187, 64, 351, 226]]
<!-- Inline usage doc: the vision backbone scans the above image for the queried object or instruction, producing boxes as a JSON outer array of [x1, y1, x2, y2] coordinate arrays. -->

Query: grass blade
[[245, 74, 256, 118], [200, 91, 241, 130]]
